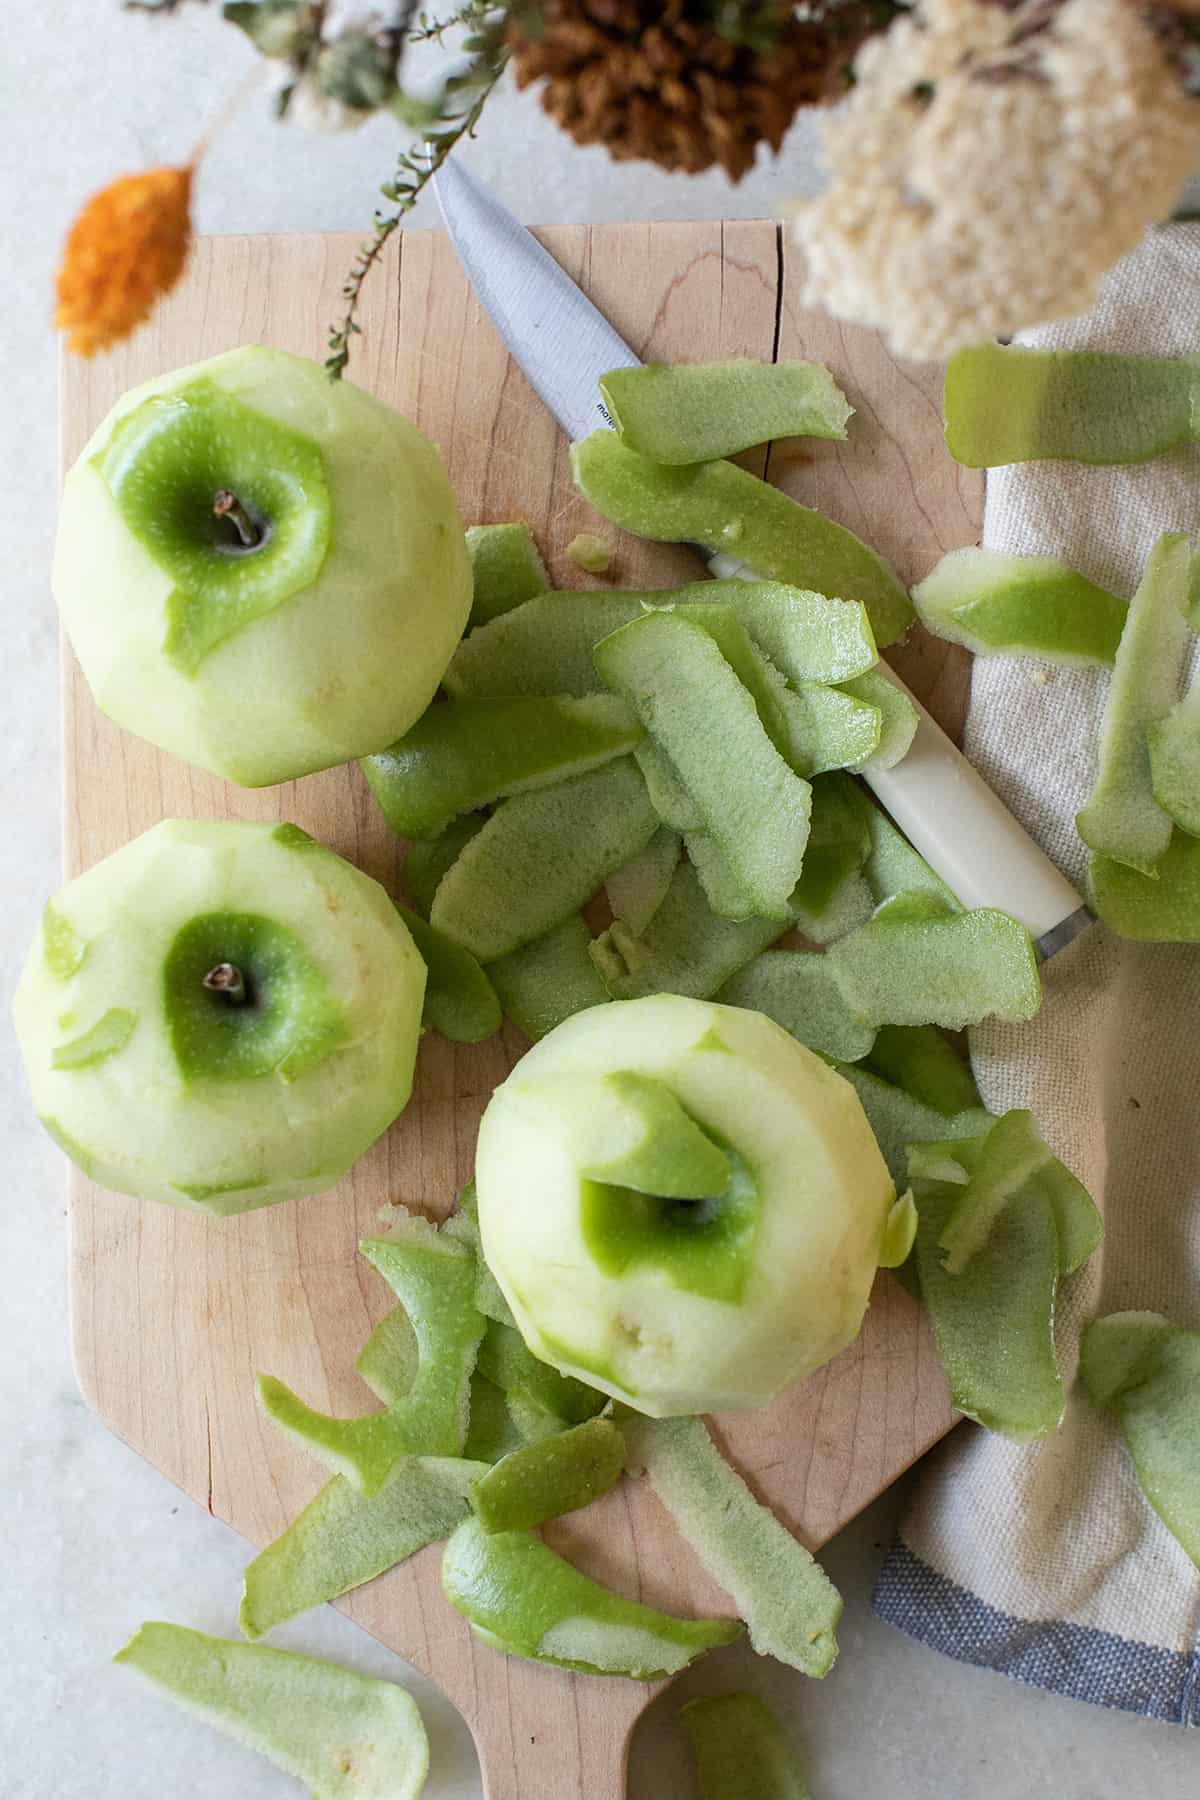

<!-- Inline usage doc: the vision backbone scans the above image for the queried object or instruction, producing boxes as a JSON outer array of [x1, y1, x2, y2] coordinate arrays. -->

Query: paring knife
[[434, 157, 1091, 959]]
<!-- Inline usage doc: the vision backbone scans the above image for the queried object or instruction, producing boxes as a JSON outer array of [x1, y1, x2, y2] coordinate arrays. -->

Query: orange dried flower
[[55, 166, 193, 357]]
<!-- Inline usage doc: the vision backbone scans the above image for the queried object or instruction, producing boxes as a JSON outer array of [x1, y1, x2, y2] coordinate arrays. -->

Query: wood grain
[[62, 225, 974, 1800]]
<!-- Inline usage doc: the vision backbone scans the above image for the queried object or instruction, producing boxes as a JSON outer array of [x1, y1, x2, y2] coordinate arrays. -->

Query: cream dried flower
[[283, 73, 372, 131], [270, 4, 403, 132], [793, 0, 1200, 362]]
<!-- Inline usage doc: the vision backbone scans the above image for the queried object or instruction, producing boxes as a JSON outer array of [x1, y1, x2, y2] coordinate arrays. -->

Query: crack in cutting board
[[62, 223, 976, 1798]]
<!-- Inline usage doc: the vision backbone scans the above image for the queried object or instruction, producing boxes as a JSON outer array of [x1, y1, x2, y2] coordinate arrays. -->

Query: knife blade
[[433, 156, 1091, 957], [433, 156, 639, 443]]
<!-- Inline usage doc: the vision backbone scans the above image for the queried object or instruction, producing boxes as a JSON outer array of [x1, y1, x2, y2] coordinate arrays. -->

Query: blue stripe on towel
[[874, 1542, 1200, 1728]]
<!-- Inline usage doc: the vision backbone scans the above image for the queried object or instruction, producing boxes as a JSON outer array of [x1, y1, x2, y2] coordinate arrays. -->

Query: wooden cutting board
[[62, 223, 979, 1798]]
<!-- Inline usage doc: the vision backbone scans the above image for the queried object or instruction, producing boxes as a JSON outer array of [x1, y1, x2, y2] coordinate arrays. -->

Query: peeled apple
[[474, 995, 895, 1416], [55, 346, 471, 786]]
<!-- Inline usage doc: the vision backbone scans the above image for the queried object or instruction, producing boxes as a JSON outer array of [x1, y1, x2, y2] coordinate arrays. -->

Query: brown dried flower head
[[55, 166, 194, 358], [507, 0, 889, 183]]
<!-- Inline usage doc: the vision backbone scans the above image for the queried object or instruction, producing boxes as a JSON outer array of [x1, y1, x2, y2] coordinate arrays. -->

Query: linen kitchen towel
[[873, 225, 1200, 1725]]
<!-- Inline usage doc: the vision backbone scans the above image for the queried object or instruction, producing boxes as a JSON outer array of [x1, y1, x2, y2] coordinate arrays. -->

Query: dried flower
[[793, 0, 1200, 361], [285, 74, 376, 130], [55, 166, 193, 357], [325, 4, 510, 375], [222, 0, 322, 61], [508, 0, 896, 182], [264, 4, 412, 130]]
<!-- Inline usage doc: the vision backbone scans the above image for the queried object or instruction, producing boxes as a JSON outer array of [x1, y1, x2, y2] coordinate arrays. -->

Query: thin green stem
[[409, 5, 483, 42], [325, 50, 507, 379]]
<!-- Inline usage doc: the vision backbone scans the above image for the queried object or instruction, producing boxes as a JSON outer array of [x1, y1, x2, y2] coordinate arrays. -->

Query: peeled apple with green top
[[54, 346, 471, 786], [15, 819, 425, 1213], [474, 995, 896, 1416]]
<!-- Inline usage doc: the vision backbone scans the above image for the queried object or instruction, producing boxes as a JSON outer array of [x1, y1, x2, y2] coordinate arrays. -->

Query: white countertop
[[4, 8, 1197, 1795]]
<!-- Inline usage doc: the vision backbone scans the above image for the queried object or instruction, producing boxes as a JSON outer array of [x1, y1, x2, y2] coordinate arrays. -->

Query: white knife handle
[[706, 551, 1091, 955], [865, 662, 1089, 952]]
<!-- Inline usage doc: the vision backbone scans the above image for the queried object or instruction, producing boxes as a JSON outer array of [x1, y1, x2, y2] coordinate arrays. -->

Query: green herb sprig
[[326, 6, 509, 378]]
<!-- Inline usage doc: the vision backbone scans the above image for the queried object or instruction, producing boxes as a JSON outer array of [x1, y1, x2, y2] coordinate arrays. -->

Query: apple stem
[[212, 490, 262, 550], [203, 962, 248, 1005]]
